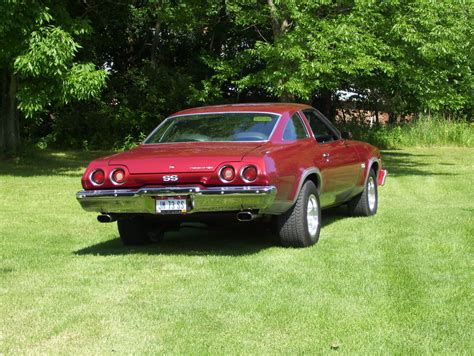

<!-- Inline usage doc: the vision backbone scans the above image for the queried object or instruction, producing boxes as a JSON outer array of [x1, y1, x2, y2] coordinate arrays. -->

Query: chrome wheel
[[307, 194, 319, 237], [367, 176, 376, 211]]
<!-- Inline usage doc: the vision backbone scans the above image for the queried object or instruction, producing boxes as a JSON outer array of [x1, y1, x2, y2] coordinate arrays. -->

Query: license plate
[[156, 197, 187, 214]]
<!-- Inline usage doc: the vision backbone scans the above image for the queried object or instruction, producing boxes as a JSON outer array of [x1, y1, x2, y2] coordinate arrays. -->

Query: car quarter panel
[[255, 139, 317, 214], [352, 141, 383, 186]]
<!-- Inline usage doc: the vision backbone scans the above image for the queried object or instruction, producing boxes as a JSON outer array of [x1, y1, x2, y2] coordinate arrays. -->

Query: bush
[[339, 115, 474, 149]]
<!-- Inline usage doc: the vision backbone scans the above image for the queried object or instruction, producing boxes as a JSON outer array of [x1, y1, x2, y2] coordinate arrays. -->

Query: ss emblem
[[163, 175, 178, 182]]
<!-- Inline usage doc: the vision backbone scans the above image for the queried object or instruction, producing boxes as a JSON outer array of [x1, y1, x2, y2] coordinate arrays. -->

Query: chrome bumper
[[76, 185, 277, 214]]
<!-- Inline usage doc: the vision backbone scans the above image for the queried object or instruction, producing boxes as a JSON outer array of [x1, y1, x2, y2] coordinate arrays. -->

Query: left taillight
[[111, 168, 126, 185], [90, 169, 105, 186]]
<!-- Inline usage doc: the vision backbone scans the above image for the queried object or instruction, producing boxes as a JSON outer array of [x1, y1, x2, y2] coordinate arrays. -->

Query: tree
[[372, 0, 473, 116], [44, 0, 234, 149], [0, 1, 107, 155], [198, 0, 473, 119], [197, 1, 392, 117]]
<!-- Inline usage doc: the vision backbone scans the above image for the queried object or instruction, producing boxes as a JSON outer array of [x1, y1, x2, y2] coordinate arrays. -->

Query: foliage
[[1, 1, 108, 116], [0, 0, 108, 155], [200, 0, 473, 115], [339, 115, 474, 148], [1, 148, 473, 353], [3, 0, 473, 150]]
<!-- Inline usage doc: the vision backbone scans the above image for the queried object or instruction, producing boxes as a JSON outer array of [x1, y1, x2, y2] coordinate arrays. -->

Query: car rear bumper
[[76, 185, 277, 214]]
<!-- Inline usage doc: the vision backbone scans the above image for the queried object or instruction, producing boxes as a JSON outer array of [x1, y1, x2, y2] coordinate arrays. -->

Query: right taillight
[[111, 168, 126, 185], [241, 165, 258, 182], [219, 165, 236, 182], [90, 169, 105, 186]]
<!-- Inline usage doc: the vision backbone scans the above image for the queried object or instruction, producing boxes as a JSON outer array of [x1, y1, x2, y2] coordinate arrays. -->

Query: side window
[[283, 113, 309, 140], [303, 109, 339, 143]]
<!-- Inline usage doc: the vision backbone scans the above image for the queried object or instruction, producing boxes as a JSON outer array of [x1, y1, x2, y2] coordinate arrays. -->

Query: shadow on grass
[[0, 149, 112, 177], [75, 208, 348, 257], [381, 150, 456, 177], [75, 226, 276, 257]]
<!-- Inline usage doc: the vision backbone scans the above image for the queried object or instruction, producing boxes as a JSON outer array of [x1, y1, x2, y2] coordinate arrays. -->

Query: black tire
[[276, 181, 321, 248], [348, 168, 378, 216], [117, 216, 154, 246]]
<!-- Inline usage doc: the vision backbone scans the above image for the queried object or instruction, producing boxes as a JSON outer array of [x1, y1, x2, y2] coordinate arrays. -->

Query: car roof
[[170, 103, 313, 117]]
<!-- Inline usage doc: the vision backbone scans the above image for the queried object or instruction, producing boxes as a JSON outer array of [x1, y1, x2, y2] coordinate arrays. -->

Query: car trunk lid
[[108, 142, 264, 174]]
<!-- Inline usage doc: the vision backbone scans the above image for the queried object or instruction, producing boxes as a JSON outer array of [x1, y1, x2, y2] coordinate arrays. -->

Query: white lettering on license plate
[[156, 198, 187, 213]]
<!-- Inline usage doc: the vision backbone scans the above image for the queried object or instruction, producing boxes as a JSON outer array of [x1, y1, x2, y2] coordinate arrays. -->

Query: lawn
[[1, 148, 473, 354]]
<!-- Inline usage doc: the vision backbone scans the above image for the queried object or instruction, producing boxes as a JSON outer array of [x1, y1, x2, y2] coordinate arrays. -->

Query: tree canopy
[[1, 0, 472, 153]]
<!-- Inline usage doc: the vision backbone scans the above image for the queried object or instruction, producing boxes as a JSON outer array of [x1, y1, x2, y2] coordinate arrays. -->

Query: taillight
[[111, 168, 126, 185], [219, 165, 236, 182], [90, 169, 105, 186], [241, 165, 258, 182]]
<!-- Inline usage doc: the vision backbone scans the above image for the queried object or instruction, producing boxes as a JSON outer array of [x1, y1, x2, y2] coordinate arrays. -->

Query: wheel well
[[304, 173, 321, 194], [370, 161, 379, 175]]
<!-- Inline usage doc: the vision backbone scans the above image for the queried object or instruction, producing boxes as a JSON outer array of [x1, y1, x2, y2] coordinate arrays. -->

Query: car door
[[301, 109, 362, 207]]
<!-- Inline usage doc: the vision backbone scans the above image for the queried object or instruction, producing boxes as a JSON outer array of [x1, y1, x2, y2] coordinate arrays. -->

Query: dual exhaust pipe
[[236, 211, 259, 222], [97, 214, 116, 223]]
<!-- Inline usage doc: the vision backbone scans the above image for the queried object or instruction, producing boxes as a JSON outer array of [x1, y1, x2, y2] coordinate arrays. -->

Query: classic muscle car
[[77, 103, 387, 247]]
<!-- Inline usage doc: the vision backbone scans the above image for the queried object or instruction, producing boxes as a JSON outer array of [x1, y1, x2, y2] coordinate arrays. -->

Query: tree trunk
[[267, 0, 292, 103], [267, 0, 289, 40], [388, 111, 397, 124], [279, 90, 294, 103], [0, 70, 20, 155], [312, 89, 336, 121], [150, 19, 161, 68]]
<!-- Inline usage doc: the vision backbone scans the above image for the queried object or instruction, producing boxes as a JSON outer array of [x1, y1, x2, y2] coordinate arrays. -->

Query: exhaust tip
[[236, 212, 254, 222], [97, 214, 116, 223]]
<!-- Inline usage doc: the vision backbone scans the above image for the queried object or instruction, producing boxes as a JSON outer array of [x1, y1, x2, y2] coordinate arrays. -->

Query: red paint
[[81, 103, 386, 209]]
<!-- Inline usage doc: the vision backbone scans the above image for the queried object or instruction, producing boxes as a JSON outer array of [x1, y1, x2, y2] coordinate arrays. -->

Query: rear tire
[[276, 181, 321, 248], [348, 168, 378, 216], [117, 216, 154, 245]]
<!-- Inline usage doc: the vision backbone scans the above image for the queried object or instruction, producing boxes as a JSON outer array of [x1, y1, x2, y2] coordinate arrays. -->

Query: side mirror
[[341, 131, 353, 140]]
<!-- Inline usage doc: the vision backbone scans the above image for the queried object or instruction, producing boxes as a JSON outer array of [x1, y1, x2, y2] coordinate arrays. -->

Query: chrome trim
[[306, 194, 319, 237], [364, 157, 380, 186], [236, 211, 260, 222], [367, 176, 377, 211], [76, 185, 277, 215], [142, 117, 170, 143], [264, 167, 322, 215], [143, 111, 283, 144], [301, 108, 342, 141], [110, 168, 125, 186], [281, 112, 310, 141], [218, 165, 236, 184], [240, 165, 258, 183], [97, 214, 116, 223], [292, 167, 323, 204], [167, 111, 282, 118], [89, 169, 105, 187]]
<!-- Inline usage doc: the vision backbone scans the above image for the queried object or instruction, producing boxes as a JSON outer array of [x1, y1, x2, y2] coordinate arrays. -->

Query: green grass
[[1, 148, 473, 354], [340, 115, 474, 148]]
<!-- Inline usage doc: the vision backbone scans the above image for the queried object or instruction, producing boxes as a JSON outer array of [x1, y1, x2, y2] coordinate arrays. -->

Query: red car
[[77, 103, 387, 247]]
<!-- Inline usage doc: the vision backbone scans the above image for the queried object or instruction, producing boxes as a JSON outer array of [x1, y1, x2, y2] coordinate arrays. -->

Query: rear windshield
[[144, 112, 280, 143]]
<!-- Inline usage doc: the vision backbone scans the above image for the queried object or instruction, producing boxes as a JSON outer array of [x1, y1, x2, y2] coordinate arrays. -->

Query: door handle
[[322, 153, 330, 158]]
